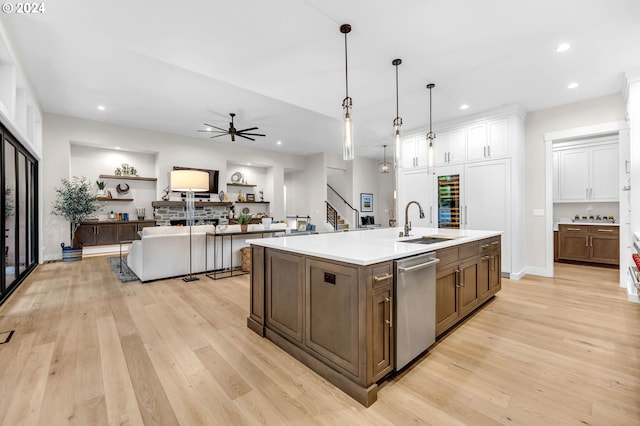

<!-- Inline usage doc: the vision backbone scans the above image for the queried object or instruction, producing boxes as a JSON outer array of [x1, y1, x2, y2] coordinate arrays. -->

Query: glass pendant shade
[[342, 97, 354, 160], [426, 83, 436, 172], [340, 24, 354, 161], [379, 144, 391, 173], [392, 58, 403, 168]]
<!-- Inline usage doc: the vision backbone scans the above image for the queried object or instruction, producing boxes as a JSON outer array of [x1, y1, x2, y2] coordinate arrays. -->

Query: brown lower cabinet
[[557, 224, 619, 265], [436, 236, 501, 337], [249, 247, 393, 407], [74, 220, 156, 246]]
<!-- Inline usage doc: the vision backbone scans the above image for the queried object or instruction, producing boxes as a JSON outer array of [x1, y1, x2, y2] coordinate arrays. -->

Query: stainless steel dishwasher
[[394, 251, 440, 370]]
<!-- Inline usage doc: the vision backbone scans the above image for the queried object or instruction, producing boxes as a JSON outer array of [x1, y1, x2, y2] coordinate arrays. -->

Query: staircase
[[336, 215, 349, 230], [326, 201, 351, 231]]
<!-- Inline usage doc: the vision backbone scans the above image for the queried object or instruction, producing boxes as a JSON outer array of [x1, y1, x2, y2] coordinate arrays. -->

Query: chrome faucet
[[404, 201, 425, 237]]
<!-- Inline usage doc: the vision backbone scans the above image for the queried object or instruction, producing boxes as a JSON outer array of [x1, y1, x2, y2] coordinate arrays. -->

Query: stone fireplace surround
[[152, 201, 231, 226]]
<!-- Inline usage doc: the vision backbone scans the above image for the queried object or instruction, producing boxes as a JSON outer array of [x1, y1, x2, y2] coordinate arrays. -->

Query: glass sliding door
[[1, 122, 38, 304]]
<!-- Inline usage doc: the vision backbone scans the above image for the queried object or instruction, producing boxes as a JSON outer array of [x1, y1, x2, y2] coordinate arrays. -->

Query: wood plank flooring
[[0, 258, 638, 425]]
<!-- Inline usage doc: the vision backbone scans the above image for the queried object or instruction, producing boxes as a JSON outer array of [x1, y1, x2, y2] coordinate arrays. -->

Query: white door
[[465, 159, 511, 274], [590, 144, 619, 200], [397, 169, 436, 229], [559, 148, 589, 201]]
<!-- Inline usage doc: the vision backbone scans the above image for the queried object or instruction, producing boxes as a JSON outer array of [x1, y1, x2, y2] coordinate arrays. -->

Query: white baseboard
[[523, 266, 553, 278]]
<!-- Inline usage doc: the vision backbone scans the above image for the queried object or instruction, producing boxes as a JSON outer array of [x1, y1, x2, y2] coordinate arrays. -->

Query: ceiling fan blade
[[209, 134, 228, 139], [203, 123, 228, 132], [198, 129, 225, 134], [237, 126, 259, 133], [237, 134, 256, 141], [239, 132, 266, 137]]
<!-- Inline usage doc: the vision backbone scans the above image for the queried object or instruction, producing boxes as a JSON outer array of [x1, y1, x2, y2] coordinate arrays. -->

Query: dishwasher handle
[[397, 257, 440, 273]]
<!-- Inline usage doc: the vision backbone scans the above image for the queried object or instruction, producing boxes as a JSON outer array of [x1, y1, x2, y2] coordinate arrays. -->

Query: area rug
[[107, 256, 140, 282]]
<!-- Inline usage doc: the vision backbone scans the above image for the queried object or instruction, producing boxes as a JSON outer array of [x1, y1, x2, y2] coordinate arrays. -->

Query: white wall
[[42, 113, 307, 260], [524, 94, 626, 271]]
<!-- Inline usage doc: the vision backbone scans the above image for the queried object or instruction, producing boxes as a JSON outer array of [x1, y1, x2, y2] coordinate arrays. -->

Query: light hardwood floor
[[0, 258, 638, 425]]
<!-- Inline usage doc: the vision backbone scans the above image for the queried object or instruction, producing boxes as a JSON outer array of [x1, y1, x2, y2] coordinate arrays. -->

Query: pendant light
[[379, 145, 391, 173], [426, 83, 436, 172], [392, 59, 403, 167], [340, 24, 354, 160]]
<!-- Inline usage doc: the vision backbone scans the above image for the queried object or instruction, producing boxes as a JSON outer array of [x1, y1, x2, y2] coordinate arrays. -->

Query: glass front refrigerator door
[[438, 174, 460, 229]]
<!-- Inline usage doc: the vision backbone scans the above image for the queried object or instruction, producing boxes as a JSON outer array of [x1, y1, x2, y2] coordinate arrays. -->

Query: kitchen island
[[247, 227, 502, 406]]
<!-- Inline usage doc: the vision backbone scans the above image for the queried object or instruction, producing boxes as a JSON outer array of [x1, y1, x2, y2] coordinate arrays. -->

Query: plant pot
[[240, 224, 248, 232], [97, 190, 106, 196], [61, 242, 83, 262]]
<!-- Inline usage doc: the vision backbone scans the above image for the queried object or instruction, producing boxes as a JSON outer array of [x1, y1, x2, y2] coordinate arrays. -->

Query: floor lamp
[[170, 169, 209, 282]]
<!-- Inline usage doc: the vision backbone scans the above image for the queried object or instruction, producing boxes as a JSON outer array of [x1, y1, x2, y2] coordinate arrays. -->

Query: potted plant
[[53, 176, 102, 261], [238, 213, 252, 232], [96, 180, 106, 196]]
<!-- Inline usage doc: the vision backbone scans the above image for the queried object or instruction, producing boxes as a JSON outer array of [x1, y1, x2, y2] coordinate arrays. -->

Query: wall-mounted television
[[172, 166, 219, 198]]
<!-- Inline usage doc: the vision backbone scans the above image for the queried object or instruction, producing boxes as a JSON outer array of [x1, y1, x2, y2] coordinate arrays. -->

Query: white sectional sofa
[[127, 223, 287, 282]]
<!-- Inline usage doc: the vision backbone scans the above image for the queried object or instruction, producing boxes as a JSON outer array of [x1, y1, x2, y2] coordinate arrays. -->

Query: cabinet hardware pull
[[586, 188, 589, 199], [374, 273, 393, 282], [430, 206, 433, 224], [480, 244, 490, 250], [483, 146, 487, 157], [590, 235, 593, 247], [597, 229, 613, 233], [488, 145, 491, 157], [489, 255, 495, 271], [491, 241, 500, 246], [567, 228, 582, 231], [464, 206, 468, 226], [385, 296, 393, 328], [585, 236, 589, 246]]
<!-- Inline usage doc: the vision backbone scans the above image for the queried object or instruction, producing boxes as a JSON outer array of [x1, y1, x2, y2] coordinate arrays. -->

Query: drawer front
[[479, 238, 492, 255], [558, 224, 589, 234], [436, 246, 458, 269], [590, 226, 619, 236], [459, 241, 479, 260], [371, 263, 393, 290]]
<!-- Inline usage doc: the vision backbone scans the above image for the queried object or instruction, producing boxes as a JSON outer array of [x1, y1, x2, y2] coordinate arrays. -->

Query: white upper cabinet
[[467, 118, 508, 161], [435, 127, 466, 166], [556, 141, 618, 202], [401, 135, 429, 169]]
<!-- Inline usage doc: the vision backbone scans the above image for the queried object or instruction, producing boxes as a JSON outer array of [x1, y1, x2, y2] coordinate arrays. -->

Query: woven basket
[[241, 247, 251, 273]]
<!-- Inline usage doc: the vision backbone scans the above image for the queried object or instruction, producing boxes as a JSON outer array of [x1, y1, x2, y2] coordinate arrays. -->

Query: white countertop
[[554, 221, 619, 231], [246, 227, 502, 266]]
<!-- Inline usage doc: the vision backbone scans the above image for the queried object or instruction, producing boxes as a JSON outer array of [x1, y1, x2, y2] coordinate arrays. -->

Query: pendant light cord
[[344, 31, 349, 99]]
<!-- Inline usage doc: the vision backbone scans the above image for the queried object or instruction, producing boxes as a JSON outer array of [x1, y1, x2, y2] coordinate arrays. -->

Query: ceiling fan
[[198, 113, 266, 142]]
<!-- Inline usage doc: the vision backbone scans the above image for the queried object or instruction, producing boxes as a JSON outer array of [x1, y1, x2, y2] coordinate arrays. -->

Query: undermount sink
[[403, 235, 458, 245]]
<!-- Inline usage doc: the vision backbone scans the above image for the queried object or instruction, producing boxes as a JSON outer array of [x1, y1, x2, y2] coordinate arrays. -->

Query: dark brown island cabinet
[[248, 235, 501, 406]]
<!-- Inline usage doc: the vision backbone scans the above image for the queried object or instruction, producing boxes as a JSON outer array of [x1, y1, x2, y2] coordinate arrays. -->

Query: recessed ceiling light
[[114, 146, 121, 150], [97, 105, 106, 111], [276, 140, 282, 145], [567, 82, 579, 89], [556, 43, 571, 53], [460, 104, 469, 110], [247, 163, 251, 166]]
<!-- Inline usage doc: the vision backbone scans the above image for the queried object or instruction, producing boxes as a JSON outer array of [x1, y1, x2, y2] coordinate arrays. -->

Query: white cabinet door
[[487, 118, 509, 158], [559, 148, 589, 201], [447, 128, 467, 164], [434, 132, 449, 166], [465, 159, 511, 274], [397, 169, 436, 228], [466, 123, 487, 161], [416, 136, 429, 168], [401, 137, 417, 168], [590, 144, 618, 200]]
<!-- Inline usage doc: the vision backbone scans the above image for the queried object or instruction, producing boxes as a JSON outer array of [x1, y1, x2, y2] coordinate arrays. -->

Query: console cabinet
[[557, 224, 619, 265], [74, 220, 156, 246]]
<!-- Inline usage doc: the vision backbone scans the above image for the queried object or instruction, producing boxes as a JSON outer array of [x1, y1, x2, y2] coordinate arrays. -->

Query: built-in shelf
[[227, 183, 256, 187], [151, 201, 233, 207], [235, 201, 269, 204], [96, 197, 133, 202], [99, 174, 157, 181]]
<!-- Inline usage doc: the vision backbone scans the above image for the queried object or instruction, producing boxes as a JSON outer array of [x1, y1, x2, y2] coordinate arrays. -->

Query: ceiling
[[2, 0, 640, 160]]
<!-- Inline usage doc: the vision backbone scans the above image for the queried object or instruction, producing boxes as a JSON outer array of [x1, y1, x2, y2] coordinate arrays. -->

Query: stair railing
[[325, 202, 338, 230], [327, 184, 359, 229]]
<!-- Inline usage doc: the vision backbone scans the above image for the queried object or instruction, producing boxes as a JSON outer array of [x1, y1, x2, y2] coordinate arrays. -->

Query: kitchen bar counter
[[247, 227, 502, 406], [246, 226, 501, 265]]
